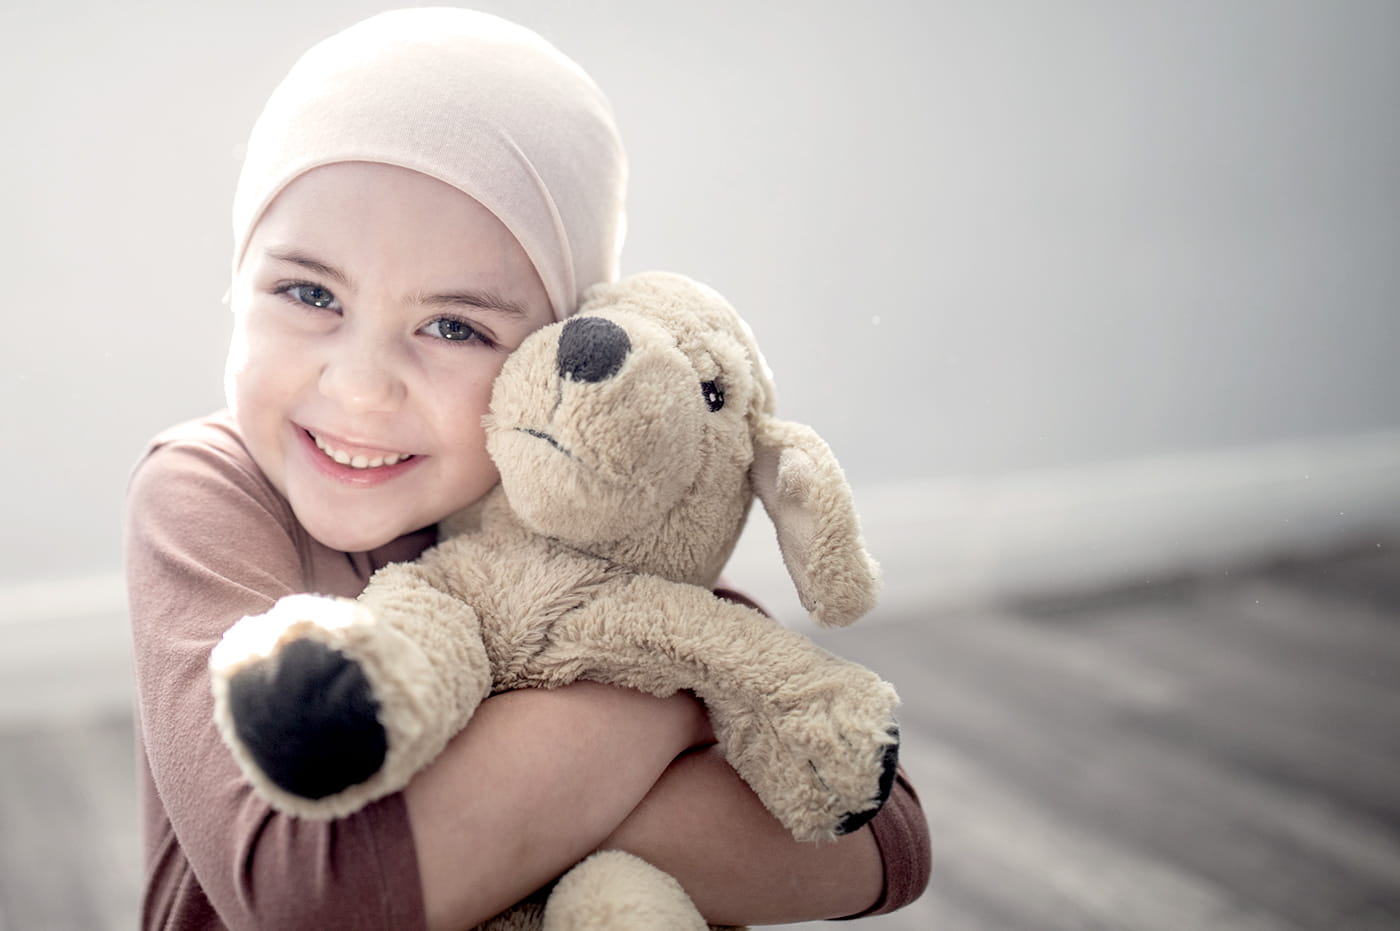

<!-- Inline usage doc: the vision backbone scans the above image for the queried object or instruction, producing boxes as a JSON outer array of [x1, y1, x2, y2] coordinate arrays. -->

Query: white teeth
[[311, 433, 412, 470]]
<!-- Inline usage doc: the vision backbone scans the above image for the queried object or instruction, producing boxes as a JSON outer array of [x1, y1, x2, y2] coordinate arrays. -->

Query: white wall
[[3, 0, 1398, 598]]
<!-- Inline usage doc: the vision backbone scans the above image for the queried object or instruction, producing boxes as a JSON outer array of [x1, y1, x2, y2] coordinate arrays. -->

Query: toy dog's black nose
[[557, 316, 630, 383]]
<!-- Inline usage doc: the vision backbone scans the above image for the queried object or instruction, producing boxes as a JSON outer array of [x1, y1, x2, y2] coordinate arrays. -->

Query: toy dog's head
[[481, 271, 879, 626]]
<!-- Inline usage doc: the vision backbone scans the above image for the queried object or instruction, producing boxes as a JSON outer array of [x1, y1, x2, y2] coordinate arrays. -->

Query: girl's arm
[[129, 431, 427, 929], [601, 745, 888, 926], [128, 426, 711, 929], [407, 683, 709, 929], [408, 692, 893, 930], [129, 421, 918, 930]]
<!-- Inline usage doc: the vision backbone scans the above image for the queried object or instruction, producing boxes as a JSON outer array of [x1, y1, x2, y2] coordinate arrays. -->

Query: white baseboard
[[4, 430, 1399, 720], [730, 429, 1400, 626], [0, 573, 131, 725]]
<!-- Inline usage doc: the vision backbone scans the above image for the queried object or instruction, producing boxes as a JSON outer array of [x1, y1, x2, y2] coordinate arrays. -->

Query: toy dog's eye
[[701, 380, 725, 412]]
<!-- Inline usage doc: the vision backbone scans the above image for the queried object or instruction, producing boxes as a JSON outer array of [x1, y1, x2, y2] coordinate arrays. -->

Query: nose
[[557, 316, 630, 383], [318, 338, 406, 414]]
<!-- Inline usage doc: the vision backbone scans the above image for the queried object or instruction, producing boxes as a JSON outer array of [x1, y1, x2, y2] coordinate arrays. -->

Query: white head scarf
[[231, 7, 627, 321]]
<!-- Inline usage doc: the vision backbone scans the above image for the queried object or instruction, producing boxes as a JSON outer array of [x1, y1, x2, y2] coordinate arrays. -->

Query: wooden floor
[[3, 546, 1398, 930]]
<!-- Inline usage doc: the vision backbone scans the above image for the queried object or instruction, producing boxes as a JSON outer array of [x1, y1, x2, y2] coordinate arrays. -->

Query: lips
[[296, 427, 422, 486]]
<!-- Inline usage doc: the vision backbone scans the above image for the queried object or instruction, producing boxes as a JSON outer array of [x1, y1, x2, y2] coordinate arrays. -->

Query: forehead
[[245, 163, 550, 307], [255, 162, 497, 239]]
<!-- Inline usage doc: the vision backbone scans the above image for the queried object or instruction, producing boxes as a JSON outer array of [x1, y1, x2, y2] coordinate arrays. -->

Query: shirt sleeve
[[125, 429, 426, 931], [835, 767, 931, 919]]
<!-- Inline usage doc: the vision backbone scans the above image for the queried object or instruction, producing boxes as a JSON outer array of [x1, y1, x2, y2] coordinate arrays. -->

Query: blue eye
[[284, 283, 339, 310], [424, 317, 492, 346]]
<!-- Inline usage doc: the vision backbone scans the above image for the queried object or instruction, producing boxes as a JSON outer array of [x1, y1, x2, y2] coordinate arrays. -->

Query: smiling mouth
[[309, 431, 416, 470]]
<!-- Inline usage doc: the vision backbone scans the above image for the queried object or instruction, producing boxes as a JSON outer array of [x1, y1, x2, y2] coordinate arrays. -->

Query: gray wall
[[3, 0, 1398, 587]]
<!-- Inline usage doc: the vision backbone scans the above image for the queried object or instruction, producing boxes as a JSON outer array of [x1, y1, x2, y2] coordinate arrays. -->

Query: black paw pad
[[228, 639, 388, 800], [834, 727, 901, 836]]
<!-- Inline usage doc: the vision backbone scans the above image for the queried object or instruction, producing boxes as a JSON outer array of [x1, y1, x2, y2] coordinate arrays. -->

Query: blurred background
[[2, 1, 1398, 928]]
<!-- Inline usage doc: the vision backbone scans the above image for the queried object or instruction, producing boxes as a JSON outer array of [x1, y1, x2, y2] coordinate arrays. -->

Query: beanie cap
[[232, 8, 627, 320]]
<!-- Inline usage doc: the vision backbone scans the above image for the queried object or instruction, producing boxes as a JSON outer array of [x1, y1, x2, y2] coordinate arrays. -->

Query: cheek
[[426, 361, 504, 454], [226, 340, 278, 416], [223, 318, 262, 416], [225, 310, 314, 412]]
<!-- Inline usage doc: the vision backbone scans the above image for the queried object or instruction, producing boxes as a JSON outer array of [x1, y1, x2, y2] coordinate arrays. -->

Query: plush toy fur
[[210, 271, 900, 929]]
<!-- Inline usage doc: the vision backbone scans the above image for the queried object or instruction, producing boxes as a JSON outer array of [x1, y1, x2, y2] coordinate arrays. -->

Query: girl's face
[[226, 161, 555, 552]]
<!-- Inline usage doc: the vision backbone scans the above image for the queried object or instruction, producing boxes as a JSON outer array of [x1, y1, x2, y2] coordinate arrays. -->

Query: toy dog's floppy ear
[[751, 417, 881, 627]]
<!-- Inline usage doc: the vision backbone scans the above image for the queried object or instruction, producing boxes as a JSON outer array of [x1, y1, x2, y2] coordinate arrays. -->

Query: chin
[[300, 513, 408, 555]]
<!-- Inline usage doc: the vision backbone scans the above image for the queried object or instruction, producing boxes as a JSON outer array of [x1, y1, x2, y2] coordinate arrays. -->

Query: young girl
[[125, 9, 929, 929]]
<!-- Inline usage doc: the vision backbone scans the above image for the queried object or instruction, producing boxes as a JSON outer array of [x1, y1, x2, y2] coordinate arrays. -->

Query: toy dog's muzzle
[[557, 316, 631, 383]]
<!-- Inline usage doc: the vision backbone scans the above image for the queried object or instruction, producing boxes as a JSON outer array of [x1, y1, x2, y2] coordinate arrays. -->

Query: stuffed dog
[[210, 271, 900, 929]]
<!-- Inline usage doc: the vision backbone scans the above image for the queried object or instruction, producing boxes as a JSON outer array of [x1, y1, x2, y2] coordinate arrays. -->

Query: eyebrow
[[267, 249, 352, 288], [266, 248, 529, 318], [418, 289, 530, 319]]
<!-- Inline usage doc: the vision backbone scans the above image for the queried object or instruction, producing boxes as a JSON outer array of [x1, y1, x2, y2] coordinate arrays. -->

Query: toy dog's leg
[[543, 851, 739, 931], [544, 581, 900, 843], [210, 561, 492, 818]]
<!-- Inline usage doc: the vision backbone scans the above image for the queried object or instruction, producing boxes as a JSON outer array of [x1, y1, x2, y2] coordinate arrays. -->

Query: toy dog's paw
[[833, 725, 900, 835], [788, 711, 899, 841], [210, 593, 406, 814], [226, 638, 387, 800], [721, 672, 900, 842]]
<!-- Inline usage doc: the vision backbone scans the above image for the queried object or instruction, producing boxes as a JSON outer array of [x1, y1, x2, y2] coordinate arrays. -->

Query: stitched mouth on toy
[[516, 427, 570, 456], [510, 426, 640, 490]]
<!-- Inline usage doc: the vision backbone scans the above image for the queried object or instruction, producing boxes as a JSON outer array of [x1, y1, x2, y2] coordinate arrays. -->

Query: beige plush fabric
[[211, 272, 898, 929], [127, 412, 928, 928], [231, 7, 627, 320]]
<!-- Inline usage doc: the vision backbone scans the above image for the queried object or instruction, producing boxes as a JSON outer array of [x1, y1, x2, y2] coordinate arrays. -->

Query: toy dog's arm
[[536, 577, 900, 843], [210, 557, 493, 819]]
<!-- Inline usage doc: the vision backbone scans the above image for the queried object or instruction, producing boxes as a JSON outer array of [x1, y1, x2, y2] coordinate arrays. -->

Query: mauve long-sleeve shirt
[[125, 411, 929, 929]]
